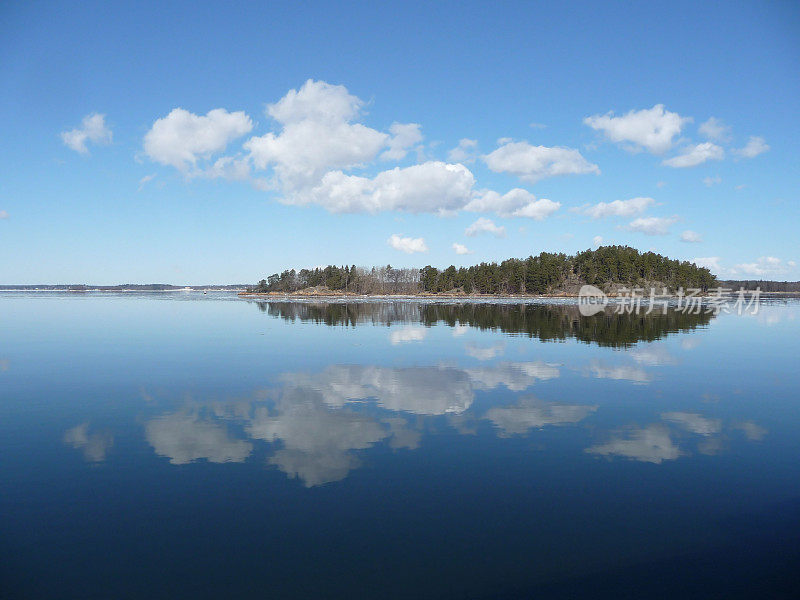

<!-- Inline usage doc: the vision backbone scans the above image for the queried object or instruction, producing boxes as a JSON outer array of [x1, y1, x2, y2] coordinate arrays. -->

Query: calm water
[[1, 293, 799, 599]]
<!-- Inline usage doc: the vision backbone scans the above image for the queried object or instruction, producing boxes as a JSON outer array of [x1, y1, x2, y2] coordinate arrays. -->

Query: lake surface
[[1, 292, 799, 599]]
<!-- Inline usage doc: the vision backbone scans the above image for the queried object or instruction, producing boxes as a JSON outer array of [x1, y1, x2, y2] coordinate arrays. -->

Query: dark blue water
[[1, 293, 799, 599]]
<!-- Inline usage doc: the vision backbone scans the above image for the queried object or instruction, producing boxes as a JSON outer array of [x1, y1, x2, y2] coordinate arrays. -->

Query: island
[[241, 245, 718, 297]]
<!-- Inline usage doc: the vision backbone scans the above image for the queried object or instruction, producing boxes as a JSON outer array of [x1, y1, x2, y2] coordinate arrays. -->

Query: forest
[[249, 246, 718, 295]]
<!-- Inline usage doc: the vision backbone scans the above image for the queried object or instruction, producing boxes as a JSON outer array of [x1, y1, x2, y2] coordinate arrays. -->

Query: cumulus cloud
[[61, 113, 112, 154], [587, 424, 682, 463], [483, 141, 599, 183], [734, 136, 769, 159], [573, 196, 655, 219], [692, 257, 722, 273], [145, 412, 252, 465], [380, 122, 423, 161], [680, 230, 703, 243], [387, 234, 428, 254], [698, 117, 732, 142], [465, 217, 505, 237], [138, 81, 591, 218], [663, 142, 724, 168], [144, 108, 253, 171], [703, 175, 721, 187], [732, 256, 787, 277], [466, 188, 560, 220], [625, 215, 679, 236], [447, 138, 478, 163], [453, 242, 472, 255], [592, 235, 603, 248], [302, 161, 475, 214], [485, 397, 596, 436], [244, 80, 388, 187], [584, 104, 689, 154]]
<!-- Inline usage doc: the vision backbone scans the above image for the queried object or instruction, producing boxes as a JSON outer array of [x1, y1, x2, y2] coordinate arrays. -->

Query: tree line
[[250, 246, 717, 295]]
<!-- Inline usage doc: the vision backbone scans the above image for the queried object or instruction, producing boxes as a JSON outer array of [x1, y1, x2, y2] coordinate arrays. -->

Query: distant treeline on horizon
[[719, 280, 800, 292], [0, 284, 247, 291], [251, 246, 719, 295]]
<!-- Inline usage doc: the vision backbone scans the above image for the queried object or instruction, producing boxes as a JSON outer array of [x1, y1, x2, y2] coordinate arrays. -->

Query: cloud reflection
[[64, 423, 114, 462], [388, 326, 427, 345], [485, 397, 597, 436], [587, 424, 682, 463], [145, 412, 253, 465]]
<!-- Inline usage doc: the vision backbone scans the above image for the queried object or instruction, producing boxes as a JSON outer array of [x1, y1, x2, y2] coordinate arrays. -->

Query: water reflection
[[63, 423, 114, 462], [257, 301, 715, 347], [131, 353, 768, 486], [484, 397, 597, 436], [145, 411, 253, 465], [59, 301, 770, 488]]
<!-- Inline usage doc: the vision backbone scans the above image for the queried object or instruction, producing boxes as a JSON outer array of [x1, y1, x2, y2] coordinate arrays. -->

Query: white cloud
[[587, 424, 681, 463], [483, 141, 599, 183], [381, 122, 423, 161], [626, 215, 679, 236], [61, 113, 112, 154], [663, 142, 724, 168], [387, 234, 428, 254], [698, 117, 732, 142], [137, 174, 156, 191], [680, 230, 703, 243], [574, 196, 655, 219], [303, 161, 475, 214], [692, 257, 722, 273], [466, 188, 560, 219], [584, 104, 690, 154], [452, 242, 472, 255], [447, 138, 478, 163], [703, 175, 721, 187], [465, 217, 505, 237], [0, 210, 8, 220], [144, 108, 253, 171], [244, 80, 388, 190], [389, 326, 428, 344], [732, 256, 788, 277], [592, 235, 603, 248], [734, 136, 769, 159]]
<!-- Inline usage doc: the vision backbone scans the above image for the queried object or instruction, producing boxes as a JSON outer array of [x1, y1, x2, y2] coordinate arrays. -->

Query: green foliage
[[251, 246, 717, 294]]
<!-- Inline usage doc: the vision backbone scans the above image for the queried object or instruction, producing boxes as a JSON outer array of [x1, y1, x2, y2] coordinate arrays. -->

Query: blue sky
[[1, 0, 798, 284]]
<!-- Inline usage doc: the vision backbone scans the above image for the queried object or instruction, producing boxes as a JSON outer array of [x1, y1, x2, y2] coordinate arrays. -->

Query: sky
[[1, 0, 798, 284]]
